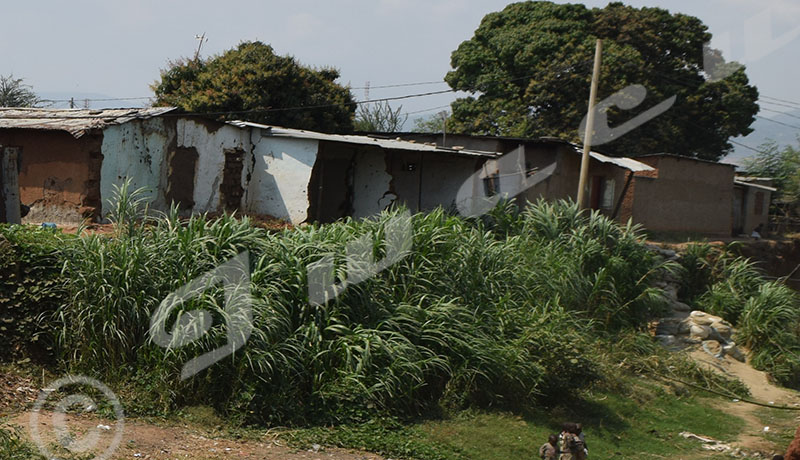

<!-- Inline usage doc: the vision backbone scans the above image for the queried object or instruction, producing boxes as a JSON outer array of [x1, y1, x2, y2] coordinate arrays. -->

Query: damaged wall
[[100, 118, 175, 215], [245, 131, 318, 223], [352, 147, 393, 219], [0, 129, 102, 224]]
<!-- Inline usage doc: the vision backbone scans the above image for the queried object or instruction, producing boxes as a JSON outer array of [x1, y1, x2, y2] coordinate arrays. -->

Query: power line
[[760, 107, 800, 121], [404, 105, 451, 116], [754, 114, 800, 130], [759, 99, 800, 111], [761, 95, 800, 109], [350, 80, 447, 90], [11, 60, 593, 120]]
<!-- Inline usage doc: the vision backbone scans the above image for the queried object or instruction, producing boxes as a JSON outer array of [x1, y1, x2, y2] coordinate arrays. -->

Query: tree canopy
[[152, 41, 356, 133], [445, 1, 759, 161], [0, 74, 40, 107]]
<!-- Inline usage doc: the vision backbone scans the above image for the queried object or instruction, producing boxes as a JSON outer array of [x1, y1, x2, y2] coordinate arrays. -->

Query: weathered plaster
[[245, 131, 319, 223], [100, 118, 174, 215], [176, 119, 248, 213]]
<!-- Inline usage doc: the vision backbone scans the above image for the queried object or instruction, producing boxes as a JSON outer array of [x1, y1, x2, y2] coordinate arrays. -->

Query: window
[[483, 174, 501, 197], [601, 178, 615, 209]]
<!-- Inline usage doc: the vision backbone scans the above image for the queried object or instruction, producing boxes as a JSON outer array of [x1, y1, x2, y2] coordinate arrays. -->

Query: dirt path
[[6, 411, 384, 460], [689, 348, 800, 454]]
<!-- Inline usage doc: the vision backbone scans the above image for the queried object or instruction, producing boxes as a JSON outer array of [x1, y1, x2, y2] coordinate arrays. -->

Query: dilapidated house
[[389, 133, 774, 237], [0, 108, 496, 225]]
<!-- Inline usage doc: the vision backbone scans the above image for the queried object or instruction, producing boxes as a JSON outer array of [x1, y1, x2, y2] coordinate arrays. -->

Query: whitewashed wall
[[100, 118, 174, 215], [244, 131, 319, 224]]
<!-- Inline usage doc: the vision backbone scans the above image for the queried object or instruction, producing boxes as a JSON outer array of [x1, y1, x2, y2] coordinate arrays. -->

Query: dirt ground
[[5, 411, 384, 460], [689, 347, 800, 455]]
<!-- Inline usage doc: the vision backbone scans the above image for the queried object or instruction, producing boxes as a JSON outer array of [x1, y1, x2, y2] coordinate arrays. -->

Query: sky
[[1, 0, 798, 162]]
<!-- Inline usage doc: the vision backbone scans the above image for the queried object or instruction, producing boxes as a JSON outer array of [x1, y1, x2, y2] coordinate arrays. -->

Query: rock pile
[[648, 245, 746, 362]]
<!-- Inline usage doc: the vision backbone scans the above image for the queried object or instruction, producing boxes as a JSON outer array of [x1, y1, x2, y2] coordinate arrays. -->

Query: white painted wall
[[100, 118, 174, 215], [245, 132, 319, 224]]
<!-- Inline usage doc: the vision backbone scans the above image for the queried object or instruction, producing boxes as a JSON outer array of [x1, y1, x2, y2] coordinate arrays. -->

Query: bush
[[0, 225, 66, 363]]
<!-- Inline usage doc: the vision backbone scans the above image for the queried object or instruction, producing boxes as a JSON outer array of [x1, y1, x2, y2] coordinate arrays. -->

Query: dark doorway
[[165, 146, 198, 211]]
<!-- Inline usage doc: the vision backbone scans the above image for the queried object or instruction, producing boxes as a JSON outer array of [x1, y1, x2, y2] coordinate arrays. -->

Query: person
[[575, 423, 588, 459], [559, 423, 579, 460], [751, 223, 763, 240], [539, 434, 559, 460]]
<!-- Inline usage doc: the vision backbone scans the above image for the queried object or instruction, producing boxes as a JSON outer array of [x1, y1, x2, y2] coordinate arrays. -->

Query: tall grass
[[48, 195, 668, 424], [678, 243, 800, 388]]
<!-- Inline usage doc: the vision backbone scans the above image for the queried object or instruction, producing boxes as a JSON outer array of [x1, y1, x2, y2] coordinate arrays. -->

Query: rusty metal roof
[[229, 121, 499, 157], [0, 107, 177, 138]]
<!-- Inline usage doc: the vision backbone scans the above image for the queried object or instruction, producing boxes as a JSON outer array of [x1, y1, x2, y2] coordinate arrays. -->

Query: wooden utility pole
[[1, 147, 22, 224], [576, 39, 603, 209]]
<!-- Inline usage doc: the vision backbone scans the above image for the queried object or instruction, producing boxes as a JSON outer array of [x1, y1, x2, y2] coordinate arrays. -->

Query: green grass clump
[[46, 194, 666, 425], [0, 424, 44, 460]]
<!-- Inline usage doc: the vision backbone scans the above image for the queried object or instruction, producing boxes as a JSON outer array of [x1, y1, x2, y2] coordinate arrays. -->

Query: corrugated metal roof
[[734, 180, 777, 192], [565, 143, 655, 172], [587, 150, 655, 172], [0, 107, 177, 138], [229, 121, 498, 157]]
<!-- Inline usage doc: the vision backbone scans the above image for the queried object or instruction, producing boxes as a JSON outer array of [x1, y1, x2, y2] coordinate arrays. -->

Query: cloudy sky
[[2, 0, 798, 160]]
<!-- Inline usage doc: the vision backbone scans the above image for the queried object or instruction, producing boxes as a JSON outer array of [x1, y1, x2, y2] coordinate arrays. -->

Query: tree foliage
[[741, 140, 800, 214], [444, 1, 759, 161], [354, 101, 408, 132], [152, 41, 355, 133], [412, 111, 448, 133], [0, 74, 40, 107]]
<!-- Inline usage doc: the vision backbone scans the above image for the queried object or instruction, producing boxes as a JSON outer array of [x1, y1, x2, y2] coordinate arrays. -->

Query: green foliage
[[45, 196, 667, 425], [152, 41, 355, 133], [741, 140, 800, 214], [0, 424, 44, 460], [0, 74, 40, 107], [445, 1, 759, 160], [354, 101, 407, 132], [0, 225, 66, 363], [412, 111, 448, 133]]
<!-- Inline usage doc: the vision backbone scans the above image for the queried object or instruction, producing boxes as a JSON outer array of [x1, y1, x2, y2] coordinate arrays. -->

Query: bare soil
[[689, 347, 800, 454], [6, 410, 384, 460]]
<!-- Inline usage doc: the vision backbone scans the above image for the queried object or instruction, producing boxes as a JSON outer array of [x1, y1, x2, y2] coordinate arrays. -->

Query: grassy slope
[[288, 376, 748, 460]]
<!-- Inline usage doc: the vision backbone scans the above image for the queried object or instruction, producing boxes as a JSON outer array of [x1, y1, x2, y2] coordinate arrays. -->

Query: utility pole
[[576, 39, 603, 209], [364, 81, 370, 101], [194, 33, 208, 61], [440, 111, 448, 147]]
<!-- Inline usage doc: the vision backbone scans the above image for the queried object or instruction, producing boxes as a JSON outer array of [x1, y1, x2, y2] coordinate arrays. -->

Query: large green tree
[[153, 41, 355, 133], [445, 1, 759, 160]]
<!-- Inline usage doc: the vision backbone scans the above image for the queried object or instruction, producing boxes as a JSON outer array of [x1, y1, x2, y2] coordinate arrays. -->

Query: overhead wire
[[7, 59, 594, 120]]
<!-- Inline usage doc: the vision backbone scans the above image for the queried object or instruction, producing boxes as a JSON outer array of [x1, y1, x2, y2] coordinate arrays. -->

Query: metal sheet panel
[[229, 121, 498, 157], [0, 107, 177, 138]]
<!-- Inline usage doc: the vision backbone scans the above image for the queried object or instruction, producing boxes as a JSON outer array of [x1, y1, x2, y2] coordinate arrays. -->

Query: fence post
[[1, 146, 22, 224]]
